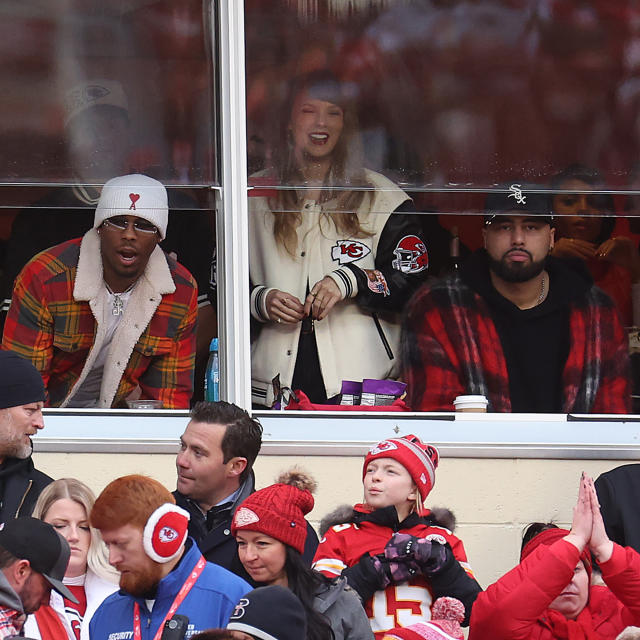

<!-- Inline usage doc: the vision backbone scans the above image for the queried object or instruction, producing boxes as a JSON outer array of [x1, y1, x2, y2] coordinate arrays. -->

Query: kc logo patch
[[158, 526, 178, 543], [331, 240, 371, 264], [234, 507, 260, 527], [129, 193, 140, 210], [369, 440, 398, 455]]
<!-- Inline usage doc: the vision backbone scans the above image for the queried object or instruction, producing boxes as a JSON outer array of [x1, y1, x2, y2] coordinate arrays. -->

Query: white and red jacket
[[470, 539, 640, 640], [249, 169, 428, 406]]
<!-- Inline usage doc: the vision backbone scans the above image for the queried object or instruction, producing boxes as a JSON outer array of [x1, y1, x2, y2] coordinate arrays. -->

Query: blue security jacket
[[89, 539, 250, 640]]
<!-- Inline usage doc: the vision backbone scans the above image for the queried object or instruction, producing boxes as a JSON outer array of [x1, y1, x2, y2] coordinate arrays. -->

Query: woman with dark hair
[[248, 70, 429, 407], [231, 469, 374, 640], [551, 164, 640, 325], [469, 473, 640, 640]]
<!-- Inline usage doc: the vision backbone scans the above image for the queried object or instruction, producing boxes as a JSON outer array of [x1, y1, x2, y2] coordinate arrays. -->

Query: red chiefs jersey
[[313, 505, 475, 639]]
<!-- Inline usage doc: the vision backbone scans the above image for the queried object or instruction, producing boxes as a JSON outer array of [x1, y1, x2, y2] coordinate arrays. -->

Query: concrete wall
[[34, 451, 633, 588]]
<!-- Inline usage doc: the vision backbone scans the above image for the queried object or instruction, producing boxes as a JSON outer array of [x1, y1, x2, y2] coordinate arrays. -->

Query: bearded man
[[89, 475, 249, 639], [401, 183, 630, 413], [0, 351, 51, 522]]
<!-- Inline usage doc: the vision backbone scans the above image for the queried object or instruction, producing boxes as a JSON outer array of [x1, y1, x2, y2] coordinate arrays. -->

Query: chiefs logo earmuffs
[[142, 504, 190, 563]]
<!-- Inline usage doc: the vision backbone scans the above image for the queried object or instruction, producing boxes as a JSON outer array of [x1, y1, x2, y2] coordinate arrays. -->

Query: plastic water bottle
[[205, 337, 220, 402]]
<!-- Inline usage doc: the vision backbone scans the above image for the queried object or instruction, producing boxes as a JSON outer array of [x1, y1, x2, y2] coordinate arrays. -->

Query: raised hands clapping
[[565, 472, 614, 564]]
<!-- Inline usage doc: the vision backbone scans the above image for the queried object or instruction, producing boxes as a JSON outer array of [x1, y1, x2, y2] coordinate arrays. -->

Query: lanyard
[[133, 554, 206, 640]]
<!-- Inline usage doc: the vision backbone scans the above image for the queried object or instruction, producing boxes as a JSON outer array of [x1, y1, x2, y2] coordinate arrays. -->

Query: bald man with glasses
[[2, 174, 198, 409]]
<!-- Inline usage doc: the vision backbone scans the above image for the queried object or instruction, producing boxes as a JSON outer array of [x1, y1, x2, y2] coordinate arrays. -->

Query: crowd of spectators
[[0, 352, 639, 640]]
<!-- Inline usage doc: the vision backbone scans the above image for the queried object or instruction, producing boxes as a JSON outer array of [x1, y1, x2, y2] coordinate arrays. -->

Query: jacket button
[[301, 251, 306, 257], [287, 350, 292, 356], [224, 529, 230, 536]]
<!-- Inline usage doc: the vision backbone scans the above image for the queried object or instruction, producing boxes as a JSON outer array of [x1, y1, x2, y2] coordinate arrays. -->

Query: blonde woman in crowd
[[23, 478, 119, 640]]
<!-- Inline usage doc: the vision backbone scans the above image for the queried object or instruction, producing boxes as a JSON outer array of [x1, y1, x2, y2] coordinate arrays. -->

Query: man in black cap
[[0, 352, 51, 522], [402, 183, 630, 414], [0, 516, 77, 637]]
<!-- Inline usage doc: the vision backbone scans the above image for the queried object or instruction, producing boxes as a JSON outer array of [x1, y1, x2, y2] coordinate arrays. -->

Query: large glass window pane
[[245, 0, 640, 413], [1, 0, 217, 407]]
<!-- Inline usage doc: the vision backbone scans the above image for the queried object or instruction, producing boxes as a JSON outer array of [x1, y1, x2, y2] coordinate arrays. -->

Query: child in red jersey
[[312, 434, 481, 639]]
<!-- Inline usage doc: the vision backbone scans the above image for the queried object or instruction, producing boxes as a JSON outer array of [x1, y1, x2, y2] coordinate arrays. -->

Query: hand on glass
[[304, 276, 343, 320], [265, 289, 305, 324]]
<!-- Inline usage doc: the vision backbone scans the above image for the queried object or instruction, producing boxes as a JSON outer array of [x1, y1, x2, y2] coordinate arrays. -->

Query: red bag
[[285, 389, 408, 412]]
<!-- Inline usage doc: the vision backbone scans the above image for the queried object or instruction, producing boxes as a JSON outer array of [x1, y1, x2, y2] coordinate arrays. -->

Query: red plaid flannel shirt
[[2, 238, 197, 408], [402, 275, 631, 413], [0, 606, 22, 638]]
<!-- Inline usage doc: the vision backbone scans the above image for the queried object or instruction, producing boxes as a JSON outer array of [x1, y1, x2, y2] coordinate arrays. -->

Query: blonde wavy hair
[[32, 478, 119, 583]]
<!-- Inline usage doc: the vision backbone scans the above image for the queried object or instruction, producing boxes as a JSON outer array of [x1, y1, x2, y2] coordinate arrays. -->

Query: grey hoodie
[[313, 576, 374, 640]]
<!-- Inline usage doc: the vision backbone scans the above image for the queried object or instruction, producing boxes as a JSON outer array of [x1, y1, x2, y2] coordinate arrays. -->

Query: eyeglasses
[[102, 217, 158, 235]]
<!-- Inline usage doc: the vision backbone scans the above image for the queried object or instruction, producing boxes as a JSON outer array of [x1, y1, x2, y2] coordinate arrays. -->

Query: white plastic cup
[[127, 399, 163, 409], [453, 395, 488, 413]]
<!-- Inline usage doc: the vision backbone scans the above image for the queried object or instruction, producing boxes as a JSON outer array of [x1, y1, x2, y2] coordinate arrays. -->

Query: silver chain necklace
[[537, 273, 547, 306], [105, 282, 136, 316]]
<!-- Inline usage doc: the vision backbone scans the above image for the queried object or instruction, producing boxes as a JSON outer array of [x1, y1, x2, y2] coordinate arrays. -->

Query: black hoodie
[[461, 251, 593, 412]]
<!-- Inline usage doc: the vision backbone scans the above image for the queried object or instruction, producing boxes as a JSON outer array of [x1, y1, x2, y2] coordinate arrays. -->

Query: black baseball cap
[[484, 183, 553, 226], [0, 517, 78, 603]]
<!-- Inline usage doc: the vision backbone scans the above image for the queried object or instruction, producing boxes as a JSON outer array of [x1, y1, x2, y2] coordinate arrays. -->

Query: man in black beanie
[[0, 351, 51, 523]]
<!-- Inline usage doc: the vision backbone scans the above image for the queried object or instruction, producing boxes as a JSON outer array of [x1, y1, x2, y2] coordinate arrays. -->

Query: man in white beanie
[[2, 174, 198, 409]]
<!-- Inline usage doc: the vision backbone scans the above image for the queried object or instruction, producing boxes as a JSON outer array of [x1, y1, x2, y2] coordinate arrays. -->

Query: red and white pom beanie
[[231, 482, 314, 554], [363, 434, 439, 502]]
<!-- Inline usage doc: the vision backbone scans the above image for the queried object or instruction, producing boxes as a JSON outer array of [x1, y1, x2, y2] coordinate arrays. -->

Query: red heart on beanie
[[129, 193, 140, 210]]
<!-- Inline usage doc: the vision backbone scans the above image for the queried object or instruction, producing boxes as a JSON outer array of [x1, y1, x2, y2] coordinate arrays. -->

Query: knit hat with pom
[[363, 434, 439, 502], [383, 597, 465, 640], [231, 468, 316, 554]]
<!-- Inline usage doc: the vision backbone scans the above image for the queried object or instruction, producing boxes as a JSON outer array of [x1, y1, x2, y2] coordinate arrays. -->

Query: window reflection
[[245, 0, 640, 412]]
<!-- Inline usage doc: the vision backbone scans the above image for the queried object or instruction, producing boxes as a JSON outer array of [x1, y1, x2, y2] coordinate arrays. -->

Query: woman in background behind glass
[[551, 164, 640, 326], [23, 478, 119, 640], [248, 70, 429, 407]]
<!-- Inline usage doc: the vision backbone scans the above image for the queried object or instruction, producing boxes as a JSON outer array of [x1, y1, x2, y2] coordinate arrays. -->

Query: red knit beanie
[[363, 434, 439, 502], [520, 527, 592, 580], [231, 469, 315, 554]]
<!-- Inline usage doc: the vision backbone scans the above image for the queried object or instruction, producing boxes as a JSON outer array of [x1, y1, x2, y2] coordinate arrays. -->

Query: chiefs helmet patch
[[392, 235, 428, 274]]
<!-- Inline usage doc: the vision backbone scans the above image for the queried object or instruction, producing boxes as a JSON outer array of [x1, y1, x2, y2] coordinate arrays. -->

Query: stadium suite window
[[245, 0, 640, 414], [0, 0, 218, 408]]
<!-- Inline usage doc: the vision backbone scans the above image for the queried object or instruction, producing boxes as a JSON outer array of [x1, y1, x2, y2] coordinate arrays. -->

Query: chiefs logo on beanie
[[143, 504, 190, 563]]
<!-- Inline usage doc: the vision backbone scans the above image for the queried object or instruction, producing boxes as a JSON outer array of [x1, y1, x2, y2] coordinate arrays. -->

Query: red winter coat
[[469, 539, 640, 640], [313, 504, 477, 639]]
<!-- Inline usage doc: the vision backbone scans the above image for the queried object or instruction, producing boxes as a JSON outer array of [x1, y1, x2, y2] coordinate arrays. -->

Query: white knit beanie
[[94, 174, 168, 239]]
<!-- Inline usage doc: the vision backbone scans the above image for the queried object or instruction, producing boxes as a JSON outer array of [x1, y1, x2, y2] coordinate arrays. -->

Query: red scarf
[[546, 608, 601, 640], [34, 605, 68, 640]]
